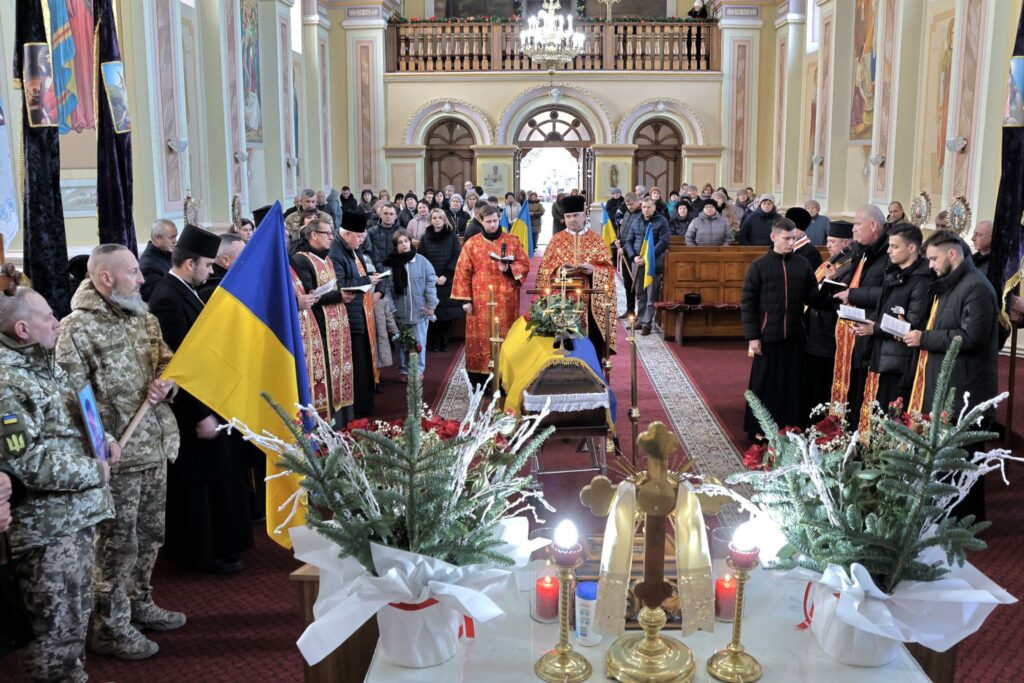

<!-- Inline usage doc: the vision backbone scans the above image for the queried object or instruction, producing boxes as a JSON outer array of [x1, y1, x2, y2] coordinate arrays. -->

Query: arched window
[[515, 108, 593, 147], [632, 118, 683, 193], [425, 119, 476, 191]]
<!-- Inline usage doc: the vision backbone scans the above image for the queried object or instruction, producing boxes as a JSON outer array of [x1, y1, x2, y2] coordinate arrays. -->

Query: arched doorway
[[515, 107, 594, 199], [425, 119, 475, 190], [633, 118, 683, 193]]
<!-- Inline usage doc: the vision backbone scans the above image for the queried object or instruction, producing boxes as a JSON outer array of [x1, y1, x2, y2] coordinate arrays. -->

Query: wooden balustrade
[[386, 21, 718, 73]]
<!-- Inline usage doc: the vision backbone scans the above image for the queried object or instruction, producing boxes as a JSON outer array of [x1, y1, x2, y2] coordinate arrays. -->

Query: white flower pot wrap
[[809, 584, 900, 667], [290, 518, 546, 668]]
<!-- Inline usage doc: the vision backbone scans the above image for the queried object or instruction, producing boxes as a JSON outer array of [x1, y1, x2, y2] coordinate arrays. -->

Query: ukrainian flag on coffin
[[507, 201, 534, 256], [160, 202, 312, 549], [640, 223, 656, 289]]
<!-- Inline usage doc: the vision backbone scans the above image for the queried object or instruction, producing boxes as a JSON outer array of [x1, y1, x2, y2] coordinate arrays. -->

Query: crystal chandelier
[[520, 0, 585, 71]]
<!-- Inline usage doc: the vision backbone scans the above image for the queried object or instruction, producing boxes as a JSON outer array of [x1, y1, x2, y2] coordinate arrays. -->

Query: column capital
[[383, 145, 427, 157], [470, 145, 519, 155], [590, 144, 638, 156], [681, 145, 726, 157], [717, 3, 765, 29], [341, 4, 387, 29]]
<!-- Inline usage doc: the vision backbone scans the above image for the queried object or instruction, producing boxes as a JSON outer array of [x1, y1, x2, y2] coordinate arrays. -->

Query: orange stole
[[829, 259, 866, 413], [353, 254, 379, 382], [857, 371, 880, 440], [908, 299, 940, 413], [296, 253, 353, 415]]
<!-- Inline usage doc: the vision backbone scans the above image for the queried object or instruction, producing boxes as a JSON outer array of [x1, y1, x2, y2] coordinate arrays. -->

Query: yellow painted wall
[[327, 11, 351, 190], [753, 11, 777, 195]]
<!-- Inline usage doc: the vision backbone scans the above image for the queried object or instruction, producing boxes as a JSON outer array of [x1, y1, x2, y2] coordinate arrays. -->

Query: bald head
[[88, 244, 147, 314], [971, 220, 992, 256]]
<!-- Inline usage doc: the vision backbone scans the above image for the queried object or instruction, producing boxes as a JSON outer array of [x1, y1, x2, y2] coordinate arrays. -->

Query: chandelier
[[520, 0, 585, 71]]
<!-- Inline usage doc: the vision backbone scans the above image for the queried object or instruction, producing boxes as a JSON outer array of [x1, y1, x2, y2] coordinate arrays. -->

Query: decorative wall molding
[[814, 12, 834, 196], [727, 38, 753, 187], [949, 0, 986, 199], [615, 98, 707, 146], [495, 83, 613, 146], [403, 98, 494, 146], [872, 0, 897, 200], [153, 0, 186, 211]]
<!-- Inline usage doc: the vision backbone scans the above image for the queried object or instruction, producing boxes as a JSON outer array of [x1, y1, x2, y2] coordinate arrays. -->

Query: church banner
[[14, 0, 71, 316], [0, 96, 17, 250]]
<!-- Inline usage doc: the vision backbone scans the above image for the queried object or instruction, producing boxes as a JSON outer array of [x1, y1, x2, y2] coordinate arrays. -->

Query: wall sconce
[[811, 154, 824, 166], [944, 137, 968, 153], [234, 150, 249, 163], [868, 154, 886, 167], [286, 156, 300, 168], [166, 138, 188, 153]]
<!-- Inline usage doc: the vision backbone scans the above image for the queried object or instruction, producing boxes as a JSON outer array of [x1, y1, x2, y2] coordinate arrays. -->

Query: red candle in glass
[[535, 575, 560, 620], [727, 542, 760, 570], [715, 574, 737, 620]]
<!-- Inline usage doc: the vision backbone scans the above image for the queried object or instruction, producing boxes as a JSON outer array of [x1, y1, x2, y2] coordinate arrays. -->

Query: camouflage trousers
[[91, 462, 167, 636], [13, 527, 95, 683]]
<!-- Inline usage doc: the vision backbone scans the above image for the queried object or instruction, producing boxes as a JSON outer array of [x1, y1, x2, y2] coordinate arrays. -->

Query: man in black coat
[[785, 206, 823, 269], [851, 225, 933, 413], [338, 186, 359, 215], [737, 194, 780, 246], [970, 220, 992, 279], [329, 212, 384, 421], [148, 225, 253, 574], [623, 197, 670, 335], [138, 219, 177, 301], [832, 204, 890, 420], [742, 217, 822, 440]]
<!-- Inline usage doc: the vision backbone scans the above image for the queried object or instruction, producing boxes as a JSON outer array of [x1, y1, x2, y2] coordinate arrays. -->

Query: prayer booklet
[[310, 279, 336, 298], [838, 305, 868, 323], [376, 270, 392, 278], [489, 252, 516, 263], [338, 283, 375, 293], [819, 279, 849, 296], [880, 314, 911, 337]]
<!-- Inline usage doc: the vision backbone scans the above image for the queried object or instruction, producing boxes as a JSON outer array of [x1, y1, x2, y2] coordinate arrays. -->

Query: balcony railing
[[386, 21, 719, 73]]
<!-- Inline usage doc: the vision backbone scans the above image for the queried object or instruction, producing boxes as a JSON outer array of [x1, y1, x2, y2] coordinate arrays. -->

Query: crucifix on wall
[[598, 0, 621, 21]]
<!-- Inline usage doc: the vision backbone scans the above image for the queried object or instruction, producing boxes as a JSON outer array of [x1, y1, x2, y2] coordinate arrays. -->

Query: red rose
[[742, 444, 769, 471], [346, 418, 370, 432], [813, 415, 843, 444], [389, 418, 404, 430], [442, 420, 461, 438], [415, 343, 423, 353], [779, 426, 803, 436]]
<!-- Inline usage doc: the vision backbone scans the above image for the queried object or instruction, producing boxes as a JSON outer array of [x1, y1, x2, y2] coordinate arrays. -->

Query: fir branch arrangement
[[229, 354, 555, 573], [524, 291, 585, 342], [728, 337, 1020, 593]]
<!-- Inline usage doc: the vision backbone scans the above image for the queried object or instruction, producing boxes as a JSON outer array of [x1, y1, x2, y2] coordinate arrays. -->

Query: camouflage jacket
[[0, 334, 114, 553], [56, 281, 180, 472]]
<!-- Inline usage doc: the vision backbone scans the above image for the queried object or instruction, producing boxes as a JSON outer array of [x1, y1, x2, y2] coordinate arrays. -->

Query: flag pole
[[118, 400, 151, 449]]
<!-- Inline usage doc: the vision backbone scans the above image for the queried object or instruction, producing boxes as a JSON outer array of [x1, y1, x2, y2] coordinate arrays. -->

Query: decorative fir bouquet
[[229, 355, 555, 668], [716, 338, 1018, 663], [395, 325, 422, 358], [524, 291, 584, 343]]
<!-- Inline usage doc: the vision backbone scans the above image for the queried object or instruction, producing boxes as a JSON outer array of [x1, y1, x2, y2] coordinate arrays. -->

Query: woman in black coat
[[418, 213, 464, 352], [446, 194, 470, 236]]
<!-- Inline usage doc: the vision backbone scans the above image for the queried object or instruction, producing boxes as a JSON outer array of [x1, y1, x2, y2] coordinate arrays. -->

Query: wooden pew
[[657, 242, 828, 342]]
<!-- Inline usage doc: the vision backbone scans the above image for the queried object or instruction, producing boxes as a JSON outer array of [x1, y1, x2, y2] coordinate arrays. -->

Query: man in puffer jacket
[[685, 201, 731, 246], [741, 217, 822, 440], [737, 194, 780, 246], [623, 197, 670, 335]]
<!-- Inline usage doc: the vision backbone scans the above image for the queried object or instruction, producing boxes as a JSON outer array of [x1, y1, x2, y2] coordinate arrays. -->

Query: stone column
[[119, 0, 190, 227], [343, 3, 388, 190], [471, 146, 519, 199], [773, 0, 807, 207], [301, 1, 332, 192], [717, 2, 764, 190]]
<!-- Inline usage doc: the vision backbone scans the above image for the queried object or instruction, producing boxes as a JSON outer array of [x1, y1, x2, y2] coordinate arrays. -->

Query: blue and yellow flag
[[45, 0, 80, 135], [601, 204, 616, 248], [161, 202, 312, 549], [640, 223, 656, 289], [508, 201, 534, 256]]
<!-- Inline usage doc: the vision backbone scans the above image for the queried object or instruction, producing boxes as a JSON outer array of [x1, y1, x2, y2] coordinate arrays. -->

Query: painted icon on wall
[[241, 0, 263, 143], [1006, 56, 1024, 126], [849, 0, 877, 141], [23, 43, 58, 128], [101, 61, 131, 134]]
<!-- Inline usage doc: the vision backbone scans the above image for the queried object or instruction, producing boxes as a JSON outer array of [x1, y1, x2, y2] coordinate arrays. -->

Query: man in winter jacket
[[623, 198, 670, 335], [737, 194, 780, 246], [741, 217, 822, 441], [616, 193, 643, 318], [850, 224, 933, 413], [139, 219, 177, 301]]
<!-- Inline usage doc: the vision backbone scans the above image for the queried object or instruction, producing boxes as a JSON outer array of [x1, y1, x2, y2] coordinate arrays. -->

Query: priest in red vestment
[[451, 204, 530, 389], [535, 195, 617, 358]]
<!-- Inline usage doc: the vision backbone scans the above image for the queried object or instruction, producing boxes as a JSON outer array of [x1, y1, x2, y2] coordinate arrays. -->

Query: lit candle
[[728, 521, 761, 570], [715, 574, 737, 621], [551, 519, 582, 566], [534, 575, 560, 620]]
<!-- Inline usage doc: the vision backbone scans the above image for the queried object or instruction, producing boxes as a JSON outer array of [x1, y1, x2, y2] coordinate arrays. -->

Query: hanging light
[[520, 0, 585, 71]]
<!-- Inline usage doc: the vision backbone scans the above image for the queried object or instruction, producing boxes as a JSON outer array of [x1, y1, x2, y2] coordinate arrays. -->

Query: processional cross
[[598, 0, 621, 22]]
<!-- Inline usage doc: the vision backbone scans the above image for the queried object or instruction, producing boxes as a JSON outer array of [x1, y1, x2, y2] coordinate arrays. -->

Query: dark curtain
[[14, 0, 71, 316], [95, 0, 138, 254]]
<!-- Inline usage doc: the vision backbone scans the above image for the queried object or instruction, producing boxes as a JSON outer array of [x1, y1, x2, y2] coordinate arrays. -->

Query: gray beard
[[110, 290, 148, 315]]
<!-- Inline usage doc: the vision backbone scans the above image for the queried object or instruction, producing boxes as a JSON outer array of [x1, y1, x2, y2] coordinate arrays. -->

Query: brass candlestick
[[487, 286, 503, 407], [707, 553, 762, 683], [535, 526, 592, 683], [628, 316, 640, 467]]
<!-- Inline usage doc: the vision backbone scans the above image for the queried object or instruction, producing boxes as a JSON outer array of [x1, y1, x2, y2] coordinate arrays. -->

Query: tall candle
[[534, 575, 559, 620], [715, 574, 737, 621]]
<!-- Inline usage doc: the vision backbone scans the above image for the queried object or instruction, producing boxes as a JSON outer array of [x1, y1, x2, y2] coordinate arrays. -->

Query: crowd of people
[[1, 172, 1023, 683]]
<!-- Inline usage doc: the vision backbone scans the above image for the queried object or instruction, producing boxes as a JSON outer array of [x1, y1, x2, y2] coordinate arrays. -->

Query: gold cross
[[598, 0, 621, 22]]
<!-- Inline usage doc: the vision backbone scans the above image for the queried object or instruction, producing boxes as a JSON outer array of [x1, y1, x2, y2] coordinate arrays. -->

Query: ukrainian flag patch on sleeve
[[1, 413, 29, 457]]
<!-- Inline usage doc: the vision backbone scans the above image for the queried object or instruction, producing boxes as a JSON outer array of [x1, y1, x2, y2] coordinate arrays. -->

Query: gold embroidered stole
[[908, 299, 940, 413], [830, 258, 866, 412], [298, 252, 352, 413], [354, 254, 379, 382], [291, 268, 329, 417]]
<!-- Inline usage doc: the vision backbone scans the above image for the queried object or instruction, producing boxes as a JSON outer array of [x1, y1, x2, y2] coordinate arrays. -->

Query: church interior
[[2, 0, 1024, 682]]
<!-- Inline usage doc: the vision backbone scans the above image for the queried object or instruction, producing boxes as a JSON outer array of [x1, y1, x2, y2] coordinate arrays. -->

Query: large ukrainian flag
[[601, 204, 616, 248], [507, 201, 535, 256], [161, 202, 312, 549], [640, 222, 656, 289]]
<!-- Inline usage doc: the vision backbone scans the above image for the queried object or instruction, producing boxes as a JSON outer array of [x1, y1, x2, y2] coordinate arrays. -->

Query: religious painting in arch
[[806, 61, 818, 179], [240, 0, 263, 143], [100, 61, 131, 134], [632, 118, 682, 196], [849, 0, 877, 142], [425, 119, 475, 191], [915, 10, 954, 204]]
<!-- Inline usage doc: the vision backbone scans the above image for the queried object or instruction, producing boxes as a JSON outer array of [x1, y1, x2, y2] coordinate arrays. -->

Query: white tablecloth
[[364, 567, 930, 682]]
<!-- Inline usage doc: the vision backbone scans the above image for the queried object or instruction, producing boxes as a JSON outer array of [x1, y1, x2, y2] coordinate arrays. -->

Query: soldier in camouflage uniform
[[56, 244, 183, 661], [0, 288, 115, 682]]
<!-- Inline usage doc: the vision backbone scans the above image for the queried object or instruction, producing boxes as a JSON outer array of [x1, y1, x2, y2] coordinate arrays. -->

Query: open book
[[489, 252, 516, 263], [819, 278, 849, 297], [838, 305, 868, 323], [880, 314, 911, 337], [310, 279, 336, 298], [338, 283, 375, 293]]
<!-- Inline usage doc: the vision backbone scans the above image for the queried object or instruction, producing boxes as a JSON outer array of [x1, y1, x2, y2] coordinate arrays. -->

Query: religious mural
[[0, 94, 18, 247], [806, 61, 818, 179], [1007, 57, 1024, 125], [849, 0, 877, 142], [241, 0, 263, 143], [916, 11, 954, 198], [100, 61, 131, 134], [22, 43, 58, 128]]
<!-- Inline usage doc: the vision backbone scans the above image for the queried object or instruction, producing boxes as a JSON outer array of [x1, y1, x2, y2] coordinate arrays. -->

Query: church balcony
[[385, 20, 719, 73]]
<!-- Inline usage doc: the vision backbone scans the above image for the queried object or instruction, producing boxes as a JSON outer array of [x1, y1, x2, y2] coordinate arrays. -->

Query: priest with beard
[[535, 194, 617, 358], [148, 225, 253, 574]]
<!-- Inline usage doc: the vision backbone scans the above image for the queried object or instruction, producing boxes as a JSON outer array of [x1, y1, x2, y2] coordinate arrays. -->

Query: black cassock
[[148, 274, 253, 568]]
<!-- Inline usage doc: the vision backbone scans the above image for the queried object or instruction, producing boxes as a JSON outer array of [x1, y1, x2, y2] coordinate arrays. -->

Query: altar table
[[363, 567, 931, 682]]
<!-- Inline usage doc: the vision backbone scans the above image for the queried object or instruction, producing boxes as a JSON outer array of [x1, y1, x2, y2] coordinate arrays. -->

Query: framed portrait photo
[[77, 383, 108, 461]]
